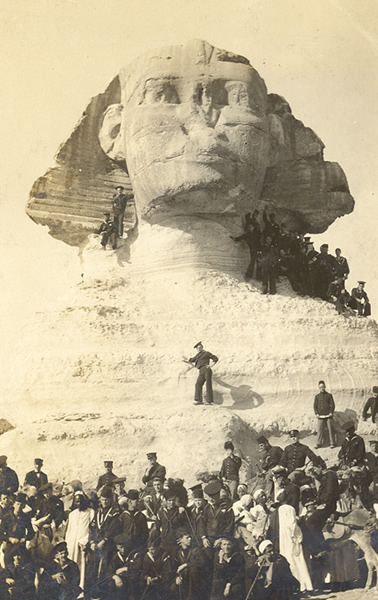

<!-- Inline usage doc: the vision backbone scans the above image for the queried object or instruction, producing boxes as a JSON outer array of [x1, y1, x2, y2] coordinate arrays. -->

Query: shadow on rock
[[213, 376, 264, 410]]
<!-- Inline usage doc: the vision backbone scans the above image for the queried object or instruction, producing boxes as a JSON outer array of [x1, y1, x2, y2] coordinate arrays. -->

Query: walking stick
[[244, 559, 266, 600], [184, 510, 202, 548]]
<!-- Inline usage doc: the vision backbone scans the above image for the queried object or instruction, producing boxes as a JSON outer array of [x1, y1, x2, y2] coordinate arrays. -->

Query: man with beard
[[65, 491, 95, 590]]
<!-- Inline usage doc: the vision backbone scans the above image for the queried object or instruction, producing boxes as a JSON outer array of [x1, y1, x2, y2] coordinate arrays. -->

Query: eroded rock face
[[27, 39, 354, 250]]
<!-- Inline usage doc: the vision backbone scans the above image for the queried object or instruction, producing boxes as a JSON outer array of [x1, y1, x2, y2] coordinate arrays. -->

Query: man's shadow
[[213, 376, 264, 410]]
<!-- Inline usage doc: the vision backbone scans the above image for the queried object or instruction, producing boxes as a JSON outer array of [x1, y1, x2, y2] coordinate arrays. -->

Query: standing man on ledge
[[314, 380, 335, 449], [184, 342, 218, 405]]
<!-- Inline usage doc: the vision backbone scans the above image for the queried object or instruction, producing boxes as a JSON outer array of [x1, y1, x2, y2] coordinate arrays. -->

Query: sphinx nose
[[186, 83, 220, 128]]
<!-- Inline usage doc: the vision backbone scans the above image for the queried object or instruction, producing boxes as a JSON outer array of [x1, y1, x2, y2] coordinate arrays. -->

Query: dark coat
[[198, 503, 235, 543], [220, 455, 242, 482], [338, 434, 366, 466], [260, 445, 283, 472], [280, 442, 319, 473], [0, 467, 19, 495], [363, 396, 378, 424], [314, 392, 335, 416], [24, 470, 48, 490], [211, 550, 245, 600], [120, 509, 149, 552]]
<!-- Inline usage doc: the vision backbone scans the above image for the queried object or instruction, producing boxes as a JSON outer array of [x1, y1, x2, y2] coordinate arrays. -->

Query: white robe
[[65, 507, 95, 588], [278, 503, 313, 591]]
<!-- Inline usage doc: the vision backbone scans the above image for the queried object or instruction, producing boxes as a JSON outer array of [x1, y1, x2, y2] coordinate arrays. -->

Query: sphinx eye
[[142, 79, 180, 105]]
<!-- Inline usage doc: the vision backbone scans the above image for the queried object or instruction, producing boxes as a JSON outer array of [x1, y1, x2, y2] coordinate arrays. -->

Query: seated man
[[43, 541, 83, 600], [349, 281, 371, 316], [95, 212, 118, 250], [338, 421, 366, 467], [362, 386, 378, 424], [326, 275, 352, 315]]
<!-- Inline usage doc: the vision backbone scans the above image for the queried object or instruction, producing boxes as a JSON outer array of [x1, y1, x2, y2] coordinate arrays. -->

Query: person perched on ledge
[[349, 281, 371, 316], [334, 247, 350, 282], [185, 341, 218, 406], [362, 386, 378, 424], [280, 430, 325, 485], [314, 380, 335, 449], [326, 275, 352, 315], [95, 212, 118, 250]]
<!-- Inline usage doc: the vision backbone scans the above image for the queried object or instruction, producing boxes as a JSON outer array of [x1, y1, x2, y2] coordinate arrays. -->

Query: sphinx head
[[99, 40, 270, 224]]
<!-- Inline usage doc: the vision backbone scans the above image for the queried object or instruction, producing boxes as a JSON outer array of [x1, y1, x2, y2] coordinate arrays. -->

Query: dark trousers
[[195, 367, 213, 404], [101, 231, 117, 249], [113, 211, 125, 237], [245, 250, 258, 279], [262, 267, 276, 294]]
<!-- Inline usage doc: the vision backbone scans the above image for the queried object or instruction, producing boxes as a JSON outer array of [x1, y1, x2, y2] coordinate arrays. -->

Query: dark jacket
[[314, 391, 335, 417], [0, 467, 19, 495], [189, 350, 218, 370], [280, 442, 319, 473], [120, 509, 148, 552], [198, 504, 234, 542], [363, 396, 378, 424], [220, 455, 242, 482], [260, 445, 283, 472], [338, 434, 366, 466]]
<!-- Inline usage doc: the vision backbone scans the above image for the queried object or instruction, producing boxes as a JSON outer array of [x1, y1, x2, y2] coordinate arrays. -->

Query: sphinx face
[[119, 41, 270, 222]]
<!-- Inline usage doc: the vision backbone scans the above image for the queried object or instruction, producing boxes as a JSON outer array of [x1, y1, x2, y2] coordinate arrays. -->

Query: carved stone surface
[[27, 40, 354, 247]]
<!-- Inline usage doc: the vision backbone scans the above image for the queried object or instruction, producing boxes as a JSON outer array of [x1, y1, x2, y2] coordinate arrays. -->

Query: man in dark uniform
[[350, 281, 371, 316], [365, 440, 378, 518], [362, 386, 378, 424], [142, 452, 166, 489], [309, 463, 340, 516], [112, 185, 132, 238], [314, 380, 335, 449], [199, 480, 234, 558], [186, 342, 218, 405], [34, 482, 65, 540], [326, 275, 352, 314], [338, 421, 366, 466], [96, 460, 119, 491], [304, 241, 319, 296], [334, 248, 350, 282], [187, 485, 206, 547], [230, 212, 261, 280], [24, 458, 48, 490], [119, 489, 148, 554], [257, 435, 283, 498], [96, 212, 118, 250], [0, 492, 34, 566], [43, 540, 82, 600], [0, 456, 18, 496], [313, 243, 337, 299], [260, 235, 279, 295], [219, 441, 242, 500], [280, 430, 324, 485], [271, 466, 300, 514]]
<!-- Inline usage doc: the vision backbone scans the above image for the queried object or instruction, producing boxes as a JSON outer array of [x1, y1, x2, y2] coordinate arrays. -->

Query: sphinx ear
[[99, 103, 126, 164]]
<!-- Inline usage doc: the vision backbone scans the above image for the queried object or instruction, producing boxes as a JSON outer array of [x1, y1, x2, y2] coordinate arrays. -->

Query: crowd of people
[[230, 207, 371, 315], [2, 412, 378, 600]]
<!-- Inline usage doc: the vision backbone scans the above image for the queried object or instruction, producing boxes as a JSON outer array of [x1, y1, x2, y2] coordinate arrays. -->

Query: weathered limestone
[[27, 40, 354, 250]]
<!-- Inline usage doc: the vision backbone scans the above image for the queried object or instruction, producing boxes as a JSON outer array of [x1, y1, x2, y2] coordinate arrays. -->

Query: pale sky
[[1, 0, 378, 355]]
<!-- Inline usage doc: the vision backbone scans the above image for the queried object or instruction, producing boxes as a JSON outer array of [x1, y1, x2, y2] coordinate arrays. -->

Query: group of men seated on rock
[[231, 208, 371, 315], [95, 186, 134, 250], [2, 432, 378, 600]]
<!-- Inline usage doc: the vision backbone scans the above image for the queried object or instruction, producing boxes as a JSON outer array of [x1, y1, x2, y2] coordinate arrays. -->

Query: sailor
[[186, 342, 218, 405]]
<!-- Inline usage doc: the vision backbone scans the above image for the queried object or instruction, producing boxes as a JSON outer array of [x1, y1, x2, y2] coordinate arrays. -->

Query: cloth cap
[[34, 458, 43, 464], [194, 341, 202, 348], [104, 461, 113, 467], [253, 488, 265, 501], [358, 281, 366, 285], [115, 186, 124, 190], [192, 487, 204, 499], [112, 477, 126, 484], [289, 429, 299, 437], [204, 480, 222, 496], [114, 533, 131, 546], [0, 455, 7, 466], [259, 540, 273, 554], [224, 441, 234, 450], [257, 435, 268, 445], [342, 421, 355, 431], [146, 452, 157, 459], [152, 476, 163, 483], [127, 489, 139, 500], [99, 486, 113, 499], [320, 243, 329, 249], [373, 386, 378, 394]]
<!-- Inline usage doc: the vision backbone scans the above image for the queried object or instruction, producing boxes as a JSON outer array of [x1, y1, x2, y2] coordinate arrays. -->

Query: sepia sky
[[1, 0, 378, 346]]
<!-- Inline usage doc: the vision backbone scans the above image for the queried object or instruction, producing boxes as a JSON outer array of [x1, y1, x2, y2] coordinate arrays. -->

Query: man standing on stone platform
[[112, 185, 131, 238], [362, 386, 378, 424], [314, 380, 335, 449], [185, 342, 218, 405]]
